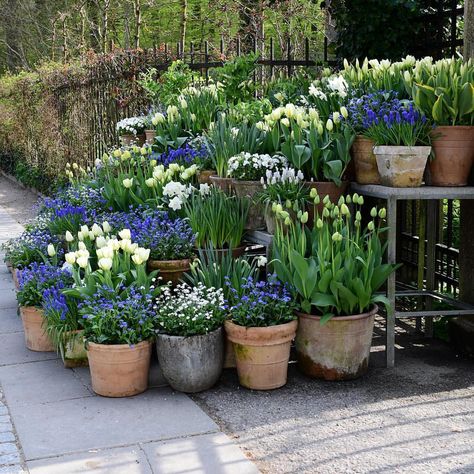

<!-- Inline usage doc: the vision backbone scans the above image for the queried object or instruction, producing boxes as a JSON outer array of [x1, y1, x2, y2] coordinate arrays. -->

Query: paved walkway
[[0, 206, 259, 474]]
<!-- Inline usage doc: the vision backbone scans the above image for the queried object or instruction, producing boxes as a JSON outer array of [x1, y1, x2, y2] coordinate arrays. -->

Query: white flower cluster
[[261, 103, 321, 131], [116, 116, 147, 135], [260, 167, 304, 187], [227, 152, 287, 181], [162, 180, 193, 211], [180, 82, 223, 100]]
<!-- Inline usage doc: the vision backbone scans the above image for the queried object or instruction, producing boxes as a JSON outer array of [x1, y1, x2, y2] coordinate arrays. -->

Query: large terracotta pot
[[351, 136, 381, 184], [295, 305, 378, 380], [428, 126, 474, 186], [147, 258, 191, 287], [197, 170, 216, 185], [20, 307, 54, 352], [145, 130, 156, 145], [209, 175, 233, 194], [232, 179, 265, 231], [305, 181, 349, 224], [374, 146, 431, 187], [225, 319, 298, 390], [86, 340, 152, 397], [62, 330, 88, 368], [156, 327, 224, 393]]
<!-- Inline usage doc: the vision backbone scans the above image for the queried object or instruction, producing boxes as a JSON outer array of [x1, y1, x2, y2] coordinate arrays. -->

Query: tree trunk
[[133, 0, 141, 49], [465, 0, 474, 58], [180, 0, 188, 48], [102, 0, 111, 53]]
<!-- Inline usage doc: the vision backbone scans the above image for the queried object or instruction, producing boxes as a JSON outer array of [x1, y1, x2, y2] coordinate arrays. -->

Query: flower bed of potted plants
[[154, 282, 226, 393]]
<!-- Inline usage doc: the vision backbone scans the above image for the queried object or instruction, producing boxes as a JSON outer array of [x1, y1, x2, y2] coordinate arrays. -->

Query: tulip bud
[[357, 196, 364, 205], [379, 208, 387, 219], [316, 218, 324, 229], [284, 216, 291, 226], [340, 106, 348, 119], [313, 195, 320, 205], [341, 204, 350, 216], [65, 231, 74, 242], [98, 257, 113, 271], [300, 212, 309, 224], [356, 211, 362, 221], [370, 207, 377, 218], [326, 119, 334, 132], [102, 221, 111, 233], [322, 208, 330, 218], [368, 221, 375, 231], [346, 195, 352, 204], [338, 196, 345, 206], [286, 199, 292, 209], [309, 188, 318, 199]]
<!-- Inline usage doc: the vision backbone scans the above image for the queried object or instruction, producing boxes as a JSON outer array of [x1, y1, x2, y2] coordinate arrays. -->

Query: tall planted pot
[[156, 327, 224, 393], [86, 340, 152, 397], [147, 259, 191, 287], [428, 126, 474, 186], [232, 180, 265, 231], [209, 175, 233, 194], [351, 136, 381, 184], [20, 307, 54, 352], [198, 246, 246, 262], [295, 305, 377, 380], [225, 320, 297, 390], [373, 146, 431, 187]]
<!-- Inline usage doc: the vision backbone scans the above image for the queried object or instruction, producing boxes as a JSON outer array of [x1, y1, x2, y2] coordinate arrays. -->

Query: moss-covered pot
[[147, 258, 191, 287], [295, 305, 378, 380], [232, 179, 265, 231], [209, 175, 233, 194], [62, 330, 88, 368]]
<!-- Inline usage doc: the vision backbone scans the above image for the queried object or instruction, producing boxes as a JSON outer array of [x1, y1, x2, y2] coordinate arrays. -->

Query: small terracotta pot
[[147, 258, 191, 286], [305, 181, 349, 224], [374, 146, 431, 187], [225, 320, 298, 390], [209, 175, 233, 194], [20, 307, 54, 352], [232, 179, 265, 231], [428, 126, 474, 186], [12, 268, 20, 290], [351, 136, 381, 184], [86, 340, 152, 397], [145, 130, 156, 145], [198, 246, 246, 263], [62, 330, 88, 368], [197, 170, 216, 185], [295, 305, 378, 381]]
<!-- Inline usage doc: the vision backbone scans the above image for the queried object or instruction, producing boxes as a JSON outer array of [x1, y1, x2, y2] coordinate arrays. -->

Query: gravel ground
[[193, 324, 474, 474], [0, 175, 39, 225]]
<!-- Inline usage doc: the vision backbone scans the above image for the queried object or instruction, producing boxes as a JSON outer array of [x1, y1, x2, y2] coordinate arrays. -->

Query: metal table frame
[[351, 184, 474, 367]]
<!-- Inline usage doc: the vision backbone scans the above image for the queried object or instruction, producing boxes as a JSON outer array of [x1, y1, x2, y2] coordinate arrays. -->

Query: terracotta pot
[[231, 179, 265, 231], [87, 340, 151, 397], [62, 330, 88, 368], [120, 134, 146, 147], [145, 130, 156, 145], [156, 327, 224, 393], [428, 126, 474, 186], [209, 175, 233, 194], [374, 146, 431, 187], [225, 320, 298, 390], [351, 136, 381, 184], [223, 334, 236, 368], [305, 181, 349, 224], [197, 170, 216, 185], [147, 258, 191, 286], [20, 306, 54, 352], [295, 305, 378, 380], [198, 246, 246, 263], [12, 268, 20, 290]]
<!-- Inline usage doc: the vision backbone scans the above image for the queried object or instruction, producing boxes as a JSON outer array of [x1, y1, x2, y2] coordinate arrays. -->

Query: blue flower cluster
[[43, 285, 69, 321], [228, 275, 297, 327], [157, 143, 208, 167]]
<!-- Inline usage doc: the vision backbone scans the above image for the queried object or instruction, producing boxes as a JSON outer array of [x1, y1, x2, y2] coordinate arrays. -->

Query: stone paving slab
[[0, 332, 57, 367], [0, 291, 17, 311], [0, 308, 22, 335]]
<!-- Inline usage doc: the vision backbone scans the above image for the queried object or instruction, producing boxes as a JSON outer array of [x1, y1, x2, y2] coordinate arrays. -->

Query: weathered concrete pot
[[197, 170, 216, 185], [209, 175, 233, 194], [62, 330, 88, 368], [86, 340, 152, 397], [351, 136, 381, 184], [225, 320, 297, 390], [374, 146, 431, 187], [305, 181, 349, 224], [295, 306, 377, 380], [147, 258, 191, 287], [20, 306, 54, 352], [156, 327, 224, 393], [428, 126, 474, 186], [145, 129, 156, 145], [232, 180, 265, 231]]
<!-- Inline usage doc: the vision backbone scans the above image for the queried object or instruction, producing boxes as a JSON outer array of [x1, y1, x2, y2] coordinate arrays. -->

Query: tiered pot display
[[147, 259, 191, 287], [428, 126, 474, 186], [225, 320, 297, 390], [86, 340, 152, 397], [232, 180, 265, 231], [20, 307, 54, 352], [373, 146, 431, 187], [295, 306, 378, 380], [156, 327, 224, 393], [351, 136, 381, 184]]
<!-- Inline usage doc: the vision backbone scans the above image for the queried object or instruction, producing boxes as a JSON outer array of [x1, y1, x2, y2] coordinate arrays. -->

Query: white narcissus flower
[[123, 178, 133, 188], [65, 252, 76, 265], [256, 256, 268, 267], [169, 196, 183, 211], [98, 258, 113, 271], [65, 231, 74, 242], [199, 183, 211, 196], [47, 244, 56, 257], [119, 229, 131, 240]]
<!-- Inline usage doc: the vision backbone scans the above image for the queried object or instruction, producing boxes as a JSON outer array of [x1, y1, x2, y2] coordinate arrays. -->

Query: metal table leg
[[425, 200, 438, 337], [386, 197, 397, 368]]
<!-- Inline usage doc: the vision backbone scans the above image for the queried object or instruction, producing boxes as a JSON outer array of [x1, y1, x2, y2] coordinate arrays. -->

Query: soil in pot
[[374, 146, 431, 187], [428, 126, 474, 186], [147, 259, 191, 287], [295, 306, 377, 380], [197, 170, 216, 185], [225, 320, 298, 390], [232, 180, 265, 231], [86, 340, 152, 397], [209, 175, 233, 194], [156, 327, 224, 393], [20, 306, 54, 352], [351, 136, 381, 184]]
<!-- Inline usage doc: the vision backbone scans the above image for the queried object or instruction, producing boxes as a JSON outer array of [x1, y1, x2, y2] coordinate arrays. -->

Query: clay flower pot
[[209, 175, 233, 194], [295, 305, 378, 380], [147, 258, 191, 287], [62, 330, 88, 368], [305, 181, 349, 225], [232, 179, 265, 231], [374, 146, 431, 187], [20, 306, 54, 352], [86, 340, 152, 397], [197, 170, 216, 185], [12, 268, 20, 290], [120, 134, 146, 147], [144, 129, 156, 145], [225, 320, 298, 390], [351, 136, 381, 184], [428, 126, 474, 186], [156, 327, 224, 393]]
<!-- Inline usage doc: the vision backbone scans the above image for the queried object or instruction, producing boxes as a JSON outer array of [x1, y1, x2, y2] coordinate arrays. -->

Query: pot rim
[[431, 125, 474, 130], [296, 304, 378, 322], [20, 305, 44, 313], [225, 319, 297, 333], [147, 258, 192, 265], [86, 339, 152, 351], [156, 326, 222, 341], [209, 175, 232, 181], [373, 145, 432, 153], [303, 180, 349, 188], [230, 179, 265, 185]]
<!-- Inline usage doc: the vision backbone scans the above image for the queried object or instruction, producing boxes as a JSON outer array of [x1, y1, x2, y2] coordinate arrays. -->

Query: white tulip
[[134, 247, 150, 262], [98, 258, 113, 271], [76, 256, 89, 268], [65, 252, 76, 265], [102, 221, 111, 233], [80, 225, 89, 234], [78, 241, 86, 251], [47, 244, 56, 257], [123, 178, 133, 189], [119, 229, 131, 240], [91, 223, 103, 237], [65, 231, 74, 242], [96, 236, 107, 249]]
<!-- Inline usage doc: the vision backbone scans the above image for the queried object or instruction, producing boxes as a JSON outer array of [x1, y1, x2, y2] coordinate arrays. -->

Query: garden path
[[0, 202, 259, 474]]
